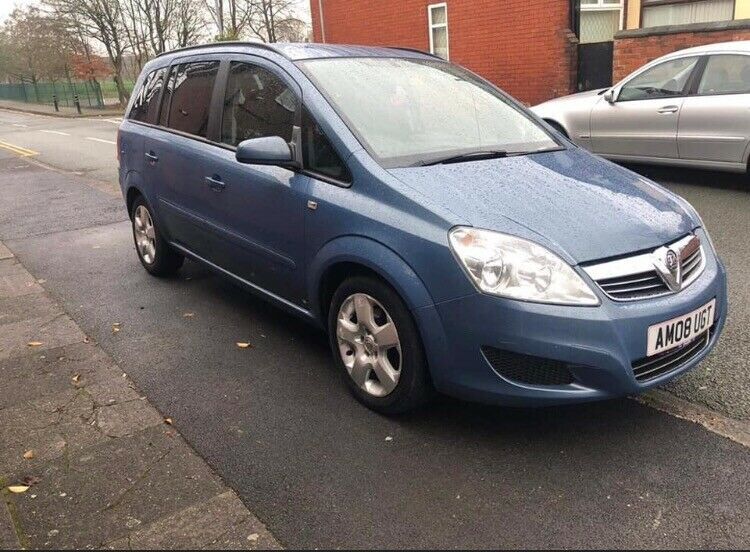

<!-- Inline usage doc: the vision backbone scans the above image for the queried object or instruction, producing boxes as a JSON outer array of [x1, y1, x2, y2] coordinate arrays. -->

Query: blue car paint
[[118, 43, 728, 407]]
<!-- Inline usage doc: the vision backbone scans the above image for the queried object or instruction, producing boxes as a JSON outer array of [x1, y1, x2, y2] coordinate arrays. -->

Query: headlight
[[449, 227, 599, 306]]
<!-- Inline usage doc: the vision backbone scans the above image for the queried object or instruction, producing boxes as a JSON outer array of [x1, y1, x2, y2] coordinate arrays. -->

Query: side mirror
[[603, 89, 615, 104], [236, 136, 299, 169]]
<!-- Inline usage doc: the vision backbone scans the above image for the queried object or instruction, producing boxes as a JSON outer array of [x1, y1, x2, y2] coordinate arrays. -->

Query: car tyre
[[131, 195, 183, 277], [328, 275, 433, 414]]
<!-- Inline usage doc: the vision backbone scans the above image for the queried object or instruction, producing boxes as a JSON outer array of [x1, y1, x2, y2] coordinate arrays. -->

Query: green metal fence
[[0, 80, 134, 108]]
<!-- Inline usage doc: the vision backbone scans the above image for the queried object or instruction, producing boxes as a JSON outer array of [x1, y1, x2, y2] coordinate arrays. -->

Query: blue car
[[118, 43, 727, 414]]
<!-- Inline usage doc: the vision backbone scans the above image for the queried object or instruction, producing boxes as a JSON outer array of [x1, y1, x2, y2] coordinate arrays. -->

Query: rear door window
[[221, 62, 298, 146], [163, 61, 220, 138], [129, 67, 167, 123], [697, 55, 750, 95]]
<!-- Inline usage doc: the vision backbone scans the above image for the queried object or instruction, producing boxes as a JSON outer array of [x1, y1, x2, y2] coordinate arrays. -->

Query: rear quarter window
[[128, 67, 167, 124]]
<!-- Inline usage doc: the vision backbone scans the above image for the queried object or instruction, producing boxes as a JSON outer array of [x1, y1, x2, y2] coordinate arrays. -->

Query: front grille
[[584, 234, 705, 302], [632, 330, 710, 382], [597, 270, 669, 300], [681, 244, 702, 281], [481, 346, 575, 386]]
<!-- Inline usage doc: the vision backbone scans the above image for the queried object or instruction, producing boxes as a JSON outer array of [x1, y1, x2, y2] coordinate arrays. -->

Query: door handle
[[145, 151, 159, 163], [205, 175, 226, 192], [657, 105, 679, 114]]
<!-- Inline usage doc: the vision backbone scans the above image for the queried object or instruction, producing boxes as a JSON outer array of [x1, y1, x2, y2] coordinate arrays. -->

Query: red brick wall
[[613, 27, 750, 82], [310, 0, 578, 105]]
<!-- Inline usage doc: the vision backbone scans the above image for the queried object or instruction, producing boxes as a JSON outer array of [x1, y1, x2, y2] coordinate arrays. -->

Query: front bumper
[[413, 236, 728, 407]]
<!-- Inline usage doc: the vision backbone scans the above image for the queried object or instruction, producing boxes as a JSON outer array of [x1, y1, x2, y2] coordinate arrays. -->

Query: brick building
[[310, 0, 750, 105]]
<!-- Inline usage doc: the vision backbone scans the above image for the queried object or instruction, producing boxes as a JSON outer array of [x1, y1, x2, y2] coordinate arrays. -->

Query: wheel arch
[[125, 185, 143, 218], [122, 170, 147, 219], [309, 236, 435, 324]]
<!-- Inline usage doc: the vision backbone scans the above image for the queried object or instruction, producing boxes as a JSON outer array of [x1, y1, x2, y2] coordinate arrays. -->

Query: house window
[[642, 0, 735, 28], [428, 3, 449, 59], [580, 0, 624, 44]]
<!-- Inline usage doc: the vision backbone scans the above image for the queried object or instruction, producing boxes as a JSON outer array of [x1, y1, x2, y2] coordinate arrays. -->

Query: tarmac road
[[1, 109, 749, 548]]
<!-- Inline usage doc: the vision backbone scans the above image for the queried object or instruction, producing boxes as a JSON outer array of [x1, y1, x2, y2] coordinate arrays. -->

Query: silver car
[[532, 41, 750, 173]]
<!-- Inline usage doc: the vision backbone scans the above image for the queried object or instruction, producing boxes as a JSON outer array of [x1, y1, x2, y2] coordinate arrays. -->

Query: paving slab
[[0, 293, 63, 326], [0, 259, 45, 298], [0, 312, 86, 361], [8, 425, 226, 549], [0, 504, 19, 550], [0, 240, 281, 550], [105, 491, 282, 550]]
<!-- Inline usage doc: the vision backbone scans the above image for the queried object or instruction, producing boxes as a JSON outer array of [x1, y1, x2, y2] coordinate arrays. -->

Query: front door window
[[618, 57, 699, 102]]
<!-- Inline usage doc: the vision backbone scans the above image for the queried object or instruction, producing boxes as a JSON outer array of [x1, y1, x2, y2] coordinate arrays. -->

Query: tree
[[175, 0, 207, 47], [45, 0, 131, 106], [0, 8, 72, 97], [206, 0, 247, 40], [245, 0, 298, 43]]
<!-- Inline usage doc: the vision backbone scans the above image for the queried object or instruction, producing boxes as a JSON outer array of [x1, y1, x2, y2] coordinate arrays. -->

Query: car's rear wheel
[[328, 275, 432, 414], [131, 196, 183, 276]]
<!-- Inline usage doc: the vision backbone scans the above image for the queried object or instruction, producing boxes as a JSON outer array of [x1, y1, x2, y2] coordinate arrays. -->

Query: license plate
[[647, 299, 716, 357]]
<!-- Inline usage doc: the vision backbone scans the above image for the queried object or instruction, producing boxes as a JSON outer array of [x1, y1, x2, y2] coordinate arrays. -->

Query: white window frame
[[428, 2, 449, 60], [580, 0, 625, 33]]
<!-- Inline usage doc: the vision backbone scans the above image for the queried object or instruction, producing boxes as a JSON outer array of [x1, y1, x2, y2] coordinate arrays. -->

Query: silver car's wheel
[[336, 293, 402, 398], [133, 205, 156, 265]]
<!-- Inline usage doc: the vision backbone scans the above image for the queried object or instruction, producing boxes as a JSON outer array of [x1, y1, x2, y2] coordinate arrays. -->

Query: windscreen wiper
[[417, 150, 508, 166]]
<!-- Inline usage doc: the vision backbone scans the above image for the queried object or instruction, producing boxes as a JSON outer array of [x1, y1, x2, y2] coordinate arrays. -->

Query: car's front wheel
[[328, 275, 432, 414], [131, 195, 183, 276]]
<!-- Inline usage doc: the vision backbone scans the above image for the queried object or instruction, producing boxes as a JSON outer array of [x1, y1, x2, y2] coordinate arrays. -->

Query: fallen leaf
[[164, 417, 173, 425], [236, 342, 253, 349], [112, 323, 121, 334], [22, 475, 41, 486], [27, 341, 43, 347], [183, 312, 195, 318], [72, 374, 81, 384], [7, 485, 29, 494], [23, 450, 35, 460]]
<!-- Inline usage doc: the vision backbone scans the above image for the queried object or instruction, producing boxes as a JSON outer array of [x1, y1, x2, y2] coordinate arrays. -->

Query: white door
[[591, 56, 700, 159], [678, 54, 750, 165]]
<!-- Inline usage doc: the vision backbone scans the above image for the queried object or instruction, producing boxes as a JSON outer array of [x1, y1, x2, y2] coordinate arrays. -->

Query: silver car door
[[591, 56, 700, 159], [678, 54, 750, 165]]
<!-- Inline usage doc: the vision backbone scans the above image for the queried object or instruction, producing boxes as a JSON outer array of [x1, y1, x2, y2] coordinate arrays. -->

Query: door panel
[[591, 56, 699, 159], [678, 55, 750, 164], [678, 94, 750, 163], [151, 132, 218, 259], [198, 56, 308, 305], [591, 98, 683, 158], [148, 58, 222, 260], [200, 147, 308, 303]]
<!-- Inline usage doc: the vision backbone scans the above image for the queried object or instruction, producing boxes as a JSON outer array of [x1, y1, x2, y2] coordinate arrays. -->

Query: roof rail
[[156, 41, 287, 59], [387, 46, 442, 59]]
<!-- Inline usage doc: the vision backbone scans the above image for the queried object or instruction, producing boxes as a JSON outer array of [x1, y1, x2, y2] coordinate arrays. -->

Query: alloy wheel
[[133, 205, 156, 265]]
